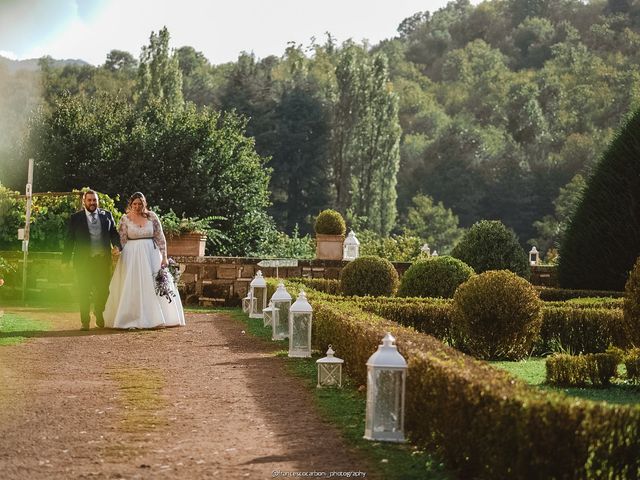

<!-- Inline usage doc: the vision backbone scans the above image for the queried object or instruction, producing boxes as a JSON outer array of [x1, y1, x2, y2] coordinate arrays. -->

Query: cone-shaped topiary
[[451, 270, 543, 360], [340, 255, 399, 297], [451, 220, 529, 278], [559, 108, 640, 290], [624, 257, 640, 346], [398, 255, 474, 298]]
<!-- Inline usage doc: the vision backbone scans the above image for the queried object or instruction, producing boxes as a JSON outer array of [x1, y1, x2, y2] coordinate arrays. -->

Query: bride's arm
[[118, 216, 128, 249], [150, 212, 168, 264]]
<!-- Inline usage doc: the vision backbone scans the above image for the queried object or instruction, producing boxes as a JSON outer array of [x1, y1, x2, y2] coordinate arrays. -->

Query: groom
[[62, 189, 121, 330]]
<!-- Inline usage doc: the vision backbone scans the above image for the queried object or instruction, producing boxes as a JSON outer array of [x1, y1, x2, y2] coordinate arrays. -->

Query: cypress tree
[[558, 109, 640, 290]]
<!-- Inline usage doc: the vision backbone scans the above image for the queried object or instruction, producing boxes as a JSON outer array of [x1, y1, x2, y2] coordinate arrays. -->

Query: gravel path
[[0, 310, 375, 479]]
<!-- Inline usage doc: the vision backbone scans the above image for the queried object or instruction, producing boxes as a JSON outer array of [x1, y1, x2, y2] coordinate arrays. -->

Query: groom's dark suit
[[63, 208, 121, 329]]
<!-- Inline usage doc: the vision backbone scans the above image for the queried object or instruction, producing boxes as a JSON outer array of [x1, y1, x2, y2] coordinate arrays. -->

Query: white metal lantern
[[364, 333, 407, 443], [431, 250, 438, 257], [270, 282, 291, 340], [317, 345, 344, 388], [241, 292, 254, 314], [529, 246, 539, 266], [262, 301, 277, 328], [420, 243, 431, 256], [343, 230, 360, 261], [249, 270, 268, 318], [288, 290, 313, 358]]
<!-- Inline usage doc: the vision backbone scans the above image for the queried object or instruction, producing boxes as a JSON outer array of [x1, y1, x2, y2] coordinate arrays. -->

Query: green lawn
[[0, 312, 50, 345], [491, 358, 640, 405]]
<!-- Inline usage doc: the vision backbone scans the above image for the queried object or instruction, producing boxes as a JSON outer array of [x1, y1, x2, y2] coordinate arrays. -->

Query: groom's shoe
[[81, 324, 90, 331]]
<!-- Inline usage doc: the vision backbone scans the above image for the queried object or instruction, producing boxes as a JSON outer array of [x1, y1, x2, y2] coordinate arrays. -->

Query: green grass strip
[[0, 312, 51, 346], [216, 306, 450, 480], [492, 358, 640, 406]]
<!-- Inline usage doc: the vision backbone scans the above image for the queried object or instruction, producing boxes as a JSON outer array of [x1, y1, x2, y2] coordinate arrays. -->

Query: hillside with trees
[[1, 0, 639, 256]]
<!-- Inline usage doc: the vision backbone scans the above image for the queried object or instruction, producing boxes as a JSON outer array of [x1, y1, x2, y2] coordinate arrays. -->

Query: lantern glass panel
[[263, 306, 277, 327], [366, 369, 404, 434], [272, 300, 290, 340], [242, 295, 252, 313], [319, 364, 341, 387], [253, 287, 266, 315], [289, 312, 311, 357]]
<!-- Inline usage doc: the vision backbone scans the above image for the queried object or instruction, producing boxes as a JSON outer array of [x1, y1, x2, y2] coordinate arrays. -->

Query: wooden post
[[21, 159, 34, 303]]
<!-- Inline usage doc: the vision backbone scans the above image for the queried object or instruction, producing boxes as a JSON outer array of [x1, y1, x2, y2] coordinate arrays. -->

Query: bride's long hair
[[127, 192, 151, 218]]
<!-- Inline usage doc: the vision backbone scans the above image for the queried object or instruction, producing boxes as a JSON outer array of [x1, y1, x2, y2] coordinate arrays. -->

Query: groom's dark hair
[[82, 189, 98, 199]]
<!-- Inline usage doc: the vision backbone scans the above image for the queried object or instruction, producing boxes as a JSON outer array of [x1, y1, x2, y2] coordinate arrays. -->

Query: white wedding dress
[[104, 212, 185, 329]]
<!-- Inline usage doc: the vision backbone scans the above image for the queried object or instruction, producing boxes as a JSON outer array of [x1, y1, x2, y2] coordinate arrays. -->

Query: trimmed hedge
[[288, 277, 342, 295], [546, 353, 619, 387], [309, 299, 640, 479], [624, 257, 640, 345], [538, 306, 628, 354], [536, 286, 624, 301]]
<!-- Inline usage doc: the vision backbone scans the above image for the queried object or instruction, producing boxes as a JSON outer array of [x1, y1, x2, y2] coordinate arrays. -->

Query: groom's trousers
[[75, 254, 112, 327]]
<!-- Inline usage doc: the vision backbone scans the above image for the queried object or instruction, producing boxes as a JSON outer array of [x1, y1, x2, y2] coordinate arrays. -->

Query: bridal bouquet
[[167, 258, 181, 284], [154, 268, 176, 303]]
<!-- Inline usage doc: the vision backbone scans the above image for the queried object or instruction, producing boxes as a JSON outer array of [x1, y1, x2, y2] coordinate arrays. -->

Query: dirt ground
[[0, 309, 376, 479]]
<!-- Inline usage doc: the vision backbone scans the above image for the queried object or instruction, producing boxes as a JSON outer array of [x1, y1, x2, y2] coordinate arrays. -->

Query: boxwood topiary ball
[[314, 209, 347, 236], [340, 255, 399, 297], [398, 255, 474, 298], [451, 270, 542, 360]]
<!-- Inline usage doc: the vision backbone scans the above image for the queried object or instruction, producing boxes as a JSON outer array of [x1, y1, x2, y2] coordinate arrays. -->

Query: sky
[[0, 0, 479, 66]]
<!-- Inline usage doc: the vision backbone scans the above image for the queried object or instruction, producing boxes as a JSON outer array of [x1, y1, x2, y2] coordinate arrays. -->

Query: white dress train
[[104, 213, 185, 329]]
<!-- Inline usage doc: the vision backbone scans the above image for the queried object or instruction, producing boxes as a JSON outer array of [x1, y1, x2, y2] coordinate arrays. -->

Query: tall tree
[[137, 27, 184, 110], [330, 44, 401, 235]]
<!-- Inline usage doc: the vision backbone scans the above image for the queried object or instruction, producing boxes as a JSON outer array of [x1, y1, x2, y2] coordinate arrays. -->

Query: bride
[[104, 192, 185, 329]]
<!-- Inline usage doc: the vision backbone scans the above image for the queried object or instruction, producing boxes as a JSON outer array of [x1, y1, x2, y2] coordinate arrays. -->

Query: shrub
[[398, 255, 474, 298], [546, 353, 618, 387], [624, 348, 640, 383], [314, 209, 346, 235], [340, 255, 399, 297], [623, 257, 640, 345], [451, 220, 529, 278], [451, 270, 542, 360]]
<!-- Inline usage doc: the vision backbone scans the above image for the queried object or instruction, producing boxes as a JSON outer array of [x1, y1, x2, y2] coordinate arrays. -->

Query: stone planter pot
[[315, 234, 345, 260], [166, 233, 207, 257]]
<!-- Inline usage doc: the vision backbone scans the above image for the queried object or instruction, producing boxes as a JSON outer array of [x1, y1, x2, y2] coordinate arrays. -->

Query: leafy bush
[[546, 353, 618, 387], [451, 220, 530, 278], [157, 208, 228, 253], [314, 209, 346, 235], [451, 270, 542, 360], [623, 257, 640, 346], [398, 255, 474, 298], [258, 226, 315, 259], [340, 255, 399, 297], [357, 229, 423, 262], [0, 187, 120, 252]]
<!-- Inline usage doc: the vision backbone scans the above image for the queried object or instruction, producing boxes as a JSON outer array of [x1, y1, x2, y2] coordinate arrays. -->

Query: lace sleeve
[[118, 217, 128, 249], [150, 212, 167, 258]]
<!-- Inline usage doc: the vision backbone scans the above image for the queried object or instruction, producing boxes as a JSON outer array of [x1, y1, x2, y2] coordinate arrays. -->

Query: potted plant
[[159, 210, 224, 257], [314, 209, 346, 260]]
